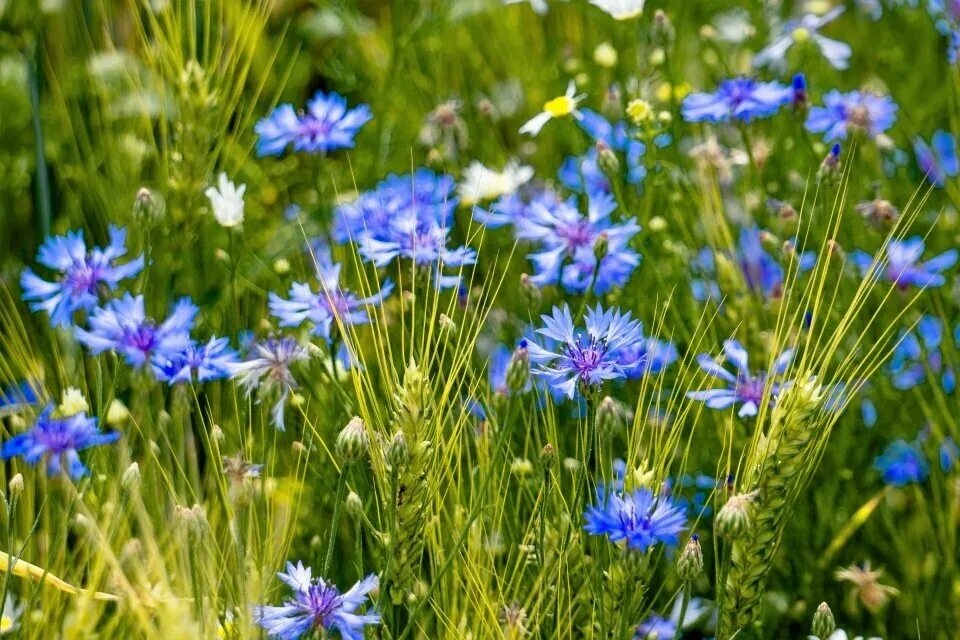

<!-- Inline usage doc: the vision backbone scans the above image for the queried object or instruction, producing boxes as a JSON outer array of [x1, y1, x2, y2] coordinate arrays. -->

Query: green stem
[[323, 467, 350, 575], [27, 43, 52, 238]]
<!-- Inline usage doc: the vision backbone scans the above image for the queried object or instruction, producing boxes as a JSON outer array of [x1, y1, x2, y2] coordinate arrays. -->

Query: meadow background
[[0, 0, 958, 638]]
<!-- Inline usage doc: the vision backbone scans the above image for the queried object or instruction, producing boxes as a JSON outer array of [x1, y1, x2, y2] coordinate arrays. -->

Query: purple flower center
[[302, 583, 342, 628], [558, 220, 596, 251], [721, 79, 756, 107], [63, 260, 102, 296], [36, 421, 78, 454], [299, 116, 335, 143], [124, 324, 159, 356], [567, 336, 608, 378], [735, 375, 767, 406]]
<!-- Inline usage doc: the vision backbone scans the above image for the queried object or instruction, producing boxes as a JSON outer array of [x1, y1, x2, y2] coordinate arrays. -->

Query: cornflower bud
[[715, 492, 756, 539], [677, 534, 704, 582], [811, 601, 836, 640], [506, 344, 530, 393], [336, 416, 370, 464]]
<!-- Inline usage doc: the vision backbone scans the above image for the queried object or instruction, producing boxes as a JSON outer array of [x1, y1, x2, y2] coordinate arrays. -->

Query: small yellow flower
[[593, 42, 618, 68], [626, 99, 654, 125]]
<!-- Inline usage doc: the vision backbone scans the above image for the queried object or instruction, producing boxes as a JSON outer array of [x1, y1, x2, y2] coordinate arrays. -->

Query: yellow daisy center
[[1, 616, 14, 633], [792, 27, 811, 43], [543, 96, 574, 117]]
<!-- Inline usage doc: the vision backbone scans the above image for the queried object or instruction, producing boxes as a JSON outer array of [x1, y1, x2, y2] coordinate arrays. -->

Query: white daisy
[[205, 172, 246, 228], [458, 160, 534, 205], [519, 81, 584, 137], [588, 0, 646, 20]]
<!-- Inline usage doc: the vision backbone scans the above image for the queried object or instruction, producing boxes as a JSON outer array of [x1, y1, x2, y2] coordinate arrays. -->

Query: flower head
[[754, 6, 851, 69], [913, 130, 959, 188], [255, 561, 379, 640], [687, 340, 794, 417], [270, 252, 394, 343], [205, 173, 245, 228], [589, 0, 646, 20], [519, 81, 585, 136], [805, 90, 898, 142], [681, 77, 792, 123], [334, 169, 474, 289], [516, 191, 640, 294], [1, 405, 119, 479], [230, 337, 309, 431], [874, 439, 929, 486], [887, 316, 954, 392], [634, 613, 676, 639], [152, 336, 239, 384], [527, 304, 645, 398], [850, 237, 957, 290], [20, 226, 144, 328], [458, 160, 534, 206], [584, 484, 687, 551], [75, 293, 197, 368], [255, 91, 372, 157]]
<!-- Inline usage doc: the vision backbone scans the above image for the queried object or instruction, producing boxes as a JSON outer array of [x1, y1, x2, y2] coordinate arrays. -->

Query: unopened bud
[[652, 10, 675, 45], [336, 416, 370, 464], [677, 534, 704, 582], [122, 462, 141, 492], [387, 431, 409, 470], [540, 444, 557, 471], [596, 396, 626, 437], [817, 144, 842, 184], [438, 313, 457, 339], [8, 474, 23, 499], [791, 73, 808, 112], [715, 492, 756, 539], [506, 345, 530, 393], [811, 601, 836, 640], [346, 491, 364, 518], [519, 273, 542, 308], [132, 187, 165, 223], [593, 231, 609, 261], [597, 141, 620, 178]]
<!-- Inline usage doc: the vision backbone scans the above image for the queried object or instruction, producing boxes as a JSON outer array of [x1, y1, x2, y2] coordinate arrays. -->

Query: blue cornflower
[[687, 340, 795, 418], [753, 6, 852, 70], [584, 484, 687, 551], [691, 248, 722, 304], [20, 226, 144, 328], [526, 304, 645, 398], [850, 237, 957, 290], [805, 90, 898, 142], [913, 130, 959, 188], [334, 169, 474, 289], [255, 91, 372, 157], [516, 191, 640, 294], [558, 150, 613, 196], [231, 337, 310, 431], [255, 561, 379, 640], [152, 337, 239, 385], [1, 405, 119, 480], [270, 255, 394, 343], [473, 188, 562, 230], [874, 439, 929, 486], [634, 613, 677, 640], [75, 294, 197, 368], [616, 332, 679, 380], [0, 381, 39, 416], [680, 77, 792, 123], [887, 316, 955, 392]]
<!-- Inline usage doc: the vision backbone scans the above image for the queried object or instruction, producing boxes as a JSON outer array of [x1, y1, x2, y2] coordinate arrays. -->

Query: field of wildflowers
[[1, 0, 959, 638]]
